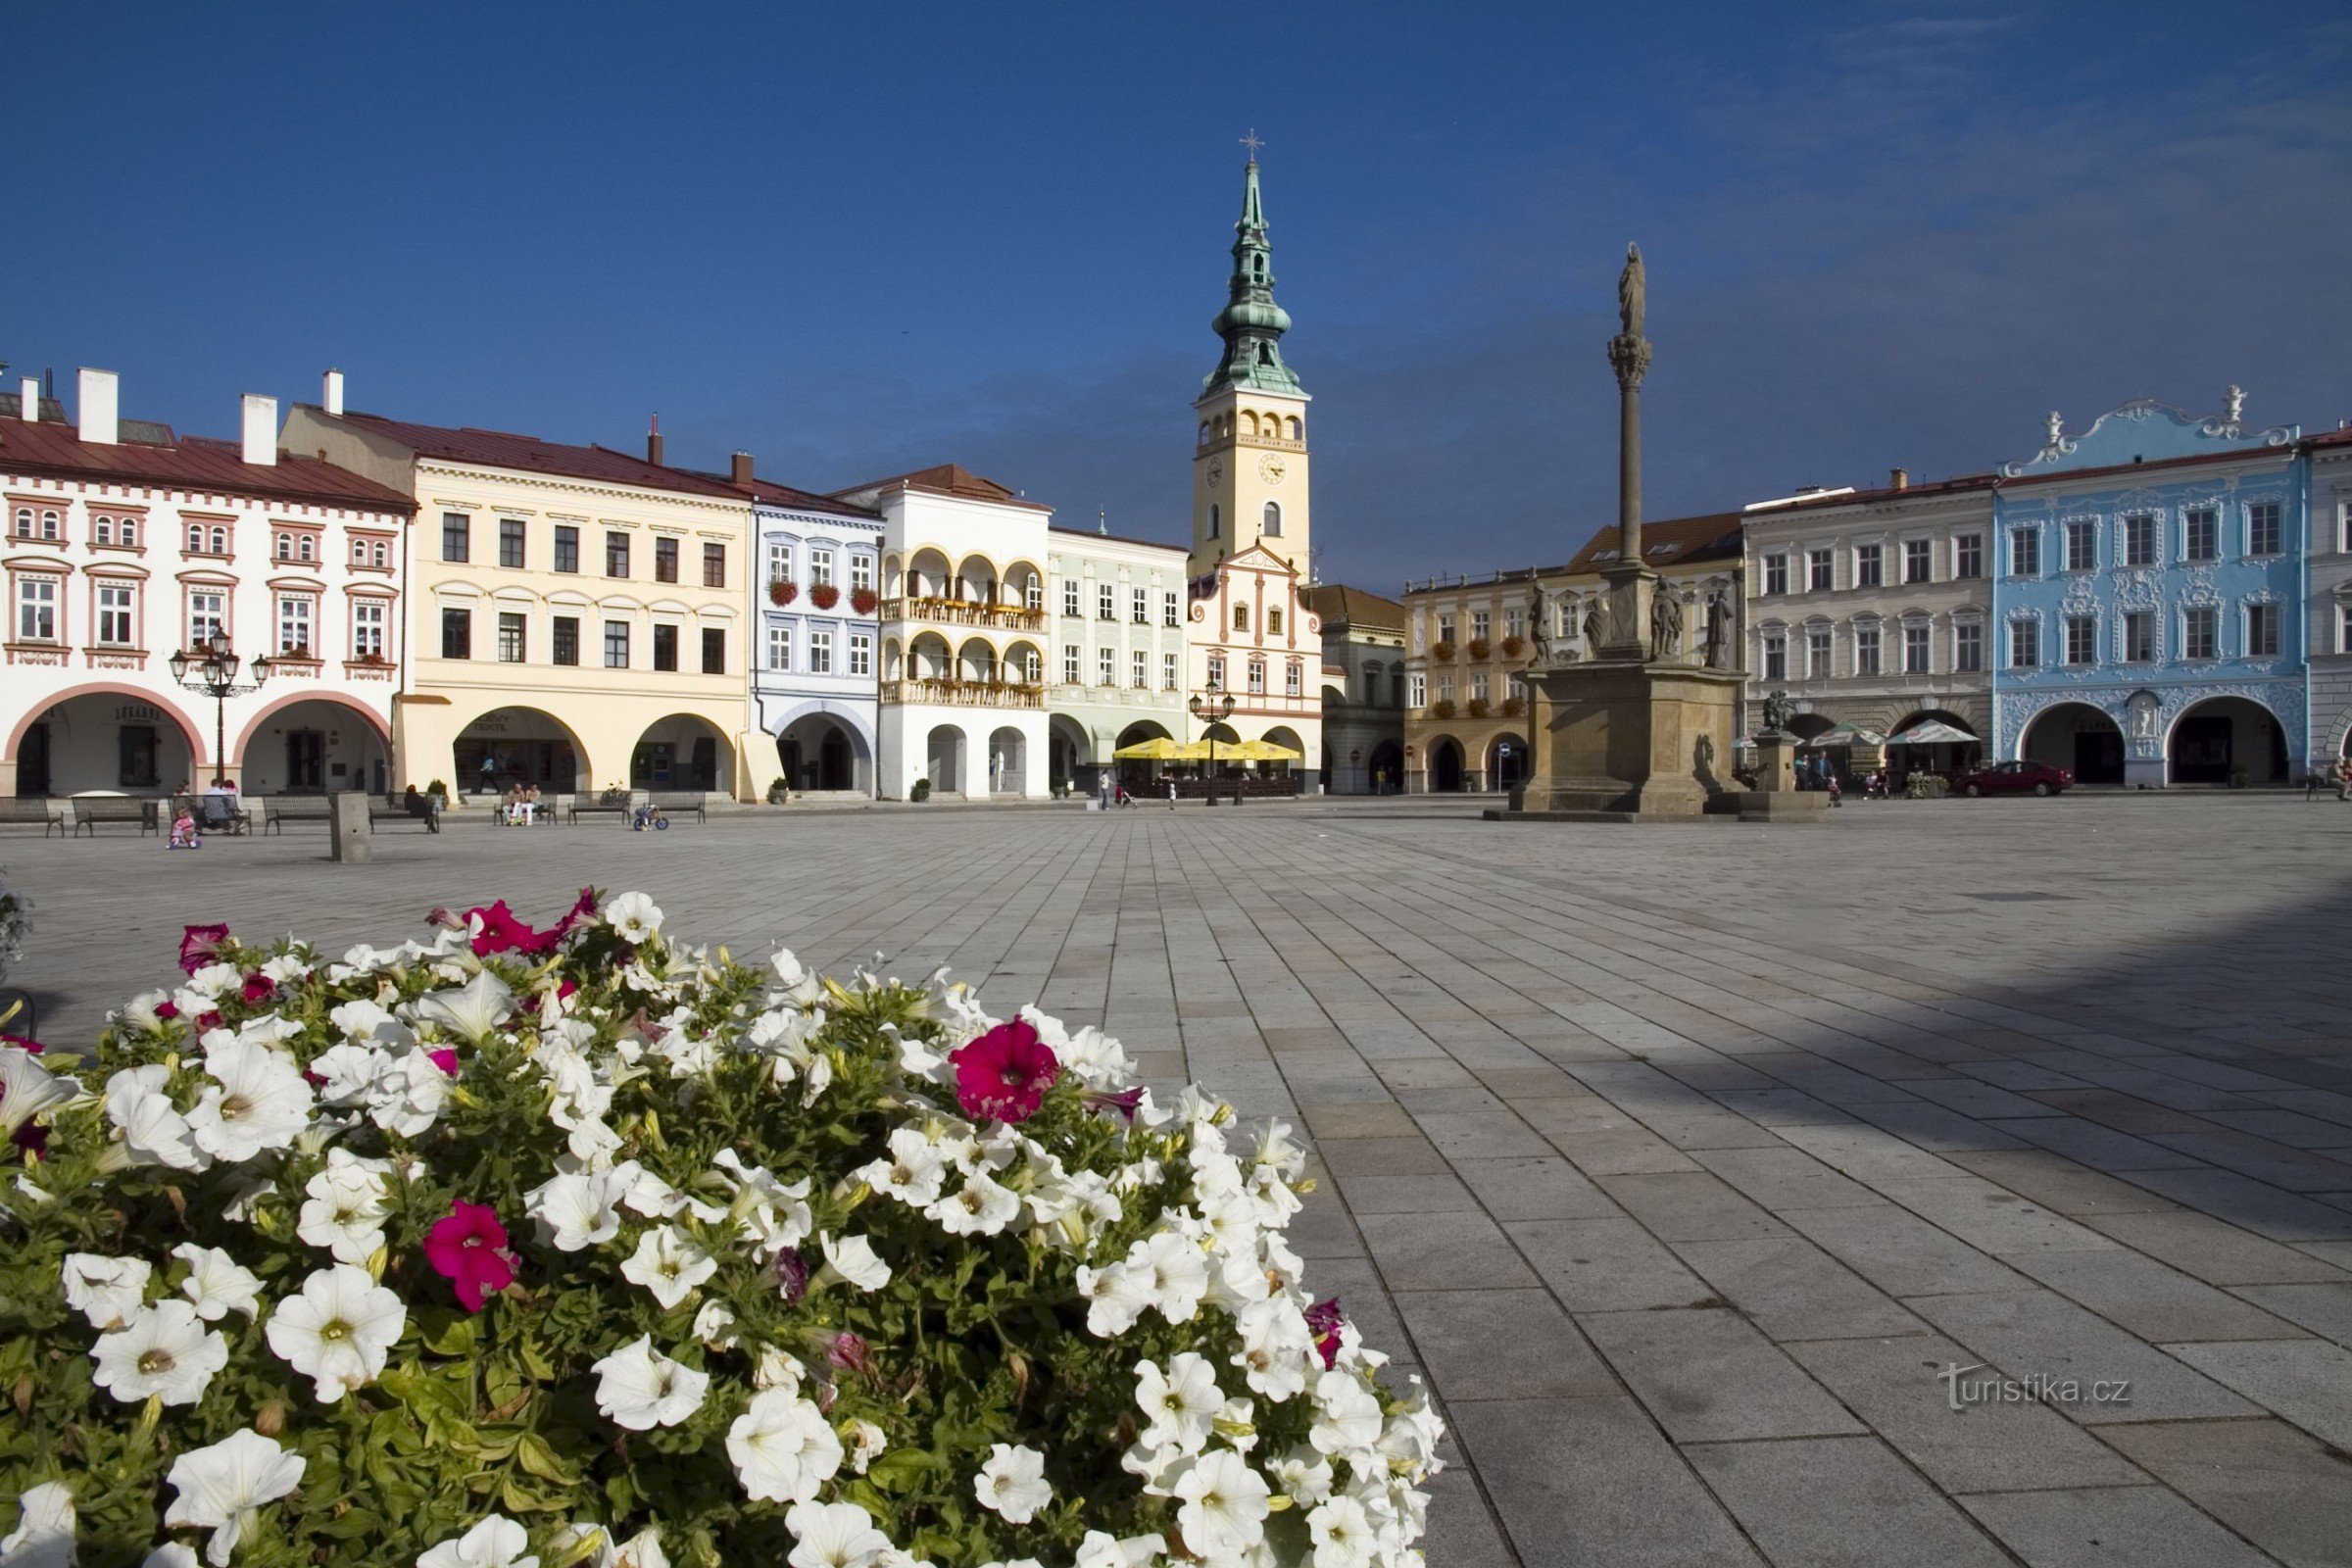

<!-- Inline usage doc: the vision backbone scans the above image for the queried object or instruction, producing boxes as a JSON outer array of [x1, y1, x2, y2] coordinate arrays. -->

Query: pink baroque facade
[[1, 369, 414, 800]]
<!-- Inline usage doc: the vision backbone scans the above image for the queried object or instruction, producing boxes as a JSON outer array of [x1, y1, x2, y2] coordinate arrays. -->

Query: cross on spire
[[1240, 128, 1264, 160]]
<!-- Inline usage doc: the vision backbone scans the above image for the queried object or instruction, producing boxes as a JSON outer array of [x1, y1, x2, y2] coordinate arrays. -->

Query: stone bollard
[[329, 790, 371, 862]]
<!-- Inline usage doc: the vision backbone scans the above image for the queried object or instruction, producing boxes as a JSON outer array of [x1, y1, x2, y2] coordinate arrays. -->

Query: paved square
[[12, 793, 2352, 1565]]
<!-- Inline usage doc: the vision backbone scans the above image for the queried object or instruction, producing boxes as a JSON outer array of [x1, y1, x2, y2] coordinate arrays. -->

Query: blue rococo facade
[[750, 487, 884, 795], [1991, 398, 2308, 786]]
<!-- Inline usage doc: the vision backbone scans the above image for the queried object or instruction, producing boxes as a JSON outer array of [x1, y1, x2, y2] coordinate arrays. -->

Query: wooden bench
[[647, 792, 708, 823], [181, 795, 253, 836], [70, 797, 158, 837], [567, 791, 636, 825], [0, 799, 66, 837], [261, 798, 333, 834], [370, 800, 440, 833]]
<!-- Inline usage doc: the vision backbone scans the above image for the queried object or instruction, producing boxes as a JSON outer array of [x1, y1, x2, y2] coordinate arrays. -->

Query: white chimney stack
[[78, 368, 119, 445], [323, 368, 344, 416], [241, 395, 278, 466], [19, 377, 37, 422]]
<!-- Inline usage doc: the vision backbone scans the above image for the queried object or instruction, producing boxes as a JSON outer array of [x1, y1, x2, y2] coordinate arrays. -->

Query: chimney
[[1889, 466, 1909, 490], [731, 450, 754, 487], [322, 368, 344, 416], [646, 415, 663, 466], [19, 377, 37, 422], [241, 395, 278, 466], [78, 368, 119, 445]]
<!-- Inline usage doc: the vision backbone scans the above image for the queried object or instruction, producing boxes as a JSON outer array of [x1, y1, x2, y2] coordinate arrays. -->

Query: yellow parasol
[[1112, 737, 1209, 760], [1220, 739, 1303, 762]]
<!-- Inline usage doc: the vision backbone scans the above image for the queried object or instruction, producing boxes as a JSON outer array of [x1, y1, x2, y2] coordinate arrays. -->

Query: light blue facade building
[[1992, 395, 2307, 787], [746, 477, 884, 795]]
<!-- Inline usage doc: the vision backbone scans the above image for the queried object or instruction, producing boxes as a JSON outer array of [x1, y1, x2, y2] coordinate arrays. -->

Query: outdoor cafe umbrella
[[1884, 717, 1977, 747], [1112, 737, 1209, 760], [1801, 723, 1886, 750], [1221, 738, 1304, 762]]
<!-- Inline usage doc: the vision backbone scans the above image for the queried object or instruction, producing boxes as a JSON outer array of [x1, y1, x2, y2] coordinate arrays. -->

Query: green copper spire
[[1203, 154, 1303, 396]]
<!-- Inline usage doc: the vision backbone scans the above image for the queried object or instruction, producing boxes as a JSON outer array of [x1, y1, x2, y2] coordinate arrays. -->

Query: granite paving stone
[[1959, 1486, 2279, 1568], [2161, 1337, 2352, 1448], [1577, 1307, 1867, 1443], [1684, 1436, 2013, 1568], [2097, 1418, 2352, 1568], [1672, 1236, 1929, 1342], [1908, 1288, 2259, 1424]]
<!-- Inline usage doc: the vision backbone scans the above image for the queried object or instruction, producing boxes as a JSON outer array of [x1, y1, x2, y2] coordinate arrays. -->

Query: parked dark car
[[1954, 760, 2073, 798]]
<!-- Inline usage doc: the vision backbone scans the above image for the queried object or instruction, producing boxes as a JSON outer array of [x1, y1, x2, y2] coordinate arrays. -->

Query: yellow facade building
[[282, 389, 759, 802]]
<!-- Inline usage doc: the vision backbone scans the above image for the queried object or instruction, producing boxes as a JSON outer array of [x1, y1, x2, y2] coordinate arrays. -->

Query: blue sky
[[10, 3, 2348, 589]]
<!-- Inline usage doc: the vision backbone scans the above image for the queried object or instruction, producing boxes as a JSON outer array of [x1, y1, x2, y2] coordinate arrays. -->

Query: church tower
[[1191, 151, 1311, 579]]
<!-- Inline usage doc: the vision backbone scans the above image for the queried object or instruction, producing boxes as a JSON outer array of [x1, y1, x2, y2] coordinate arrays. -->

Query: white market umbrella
[[1885, 718, 1977, 747], [1802, 724, 1886, 749]]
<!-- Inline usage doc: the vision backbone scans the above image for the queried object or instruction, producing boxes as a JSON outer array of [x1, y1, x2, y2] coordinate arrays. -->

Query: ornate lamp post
[[169, 639, 270, 791], [1189, 692, 1236, 807]]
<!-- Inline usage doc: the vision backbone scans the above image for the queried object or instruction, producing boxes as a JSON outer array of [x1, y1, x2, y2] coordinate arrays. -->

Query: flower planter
[[808, 584, 841, 611], [768, 580, 798, 607], [1430, 641, 1457, 662], [1467, 638, 1493, 661], [849, 588, 878, 616]]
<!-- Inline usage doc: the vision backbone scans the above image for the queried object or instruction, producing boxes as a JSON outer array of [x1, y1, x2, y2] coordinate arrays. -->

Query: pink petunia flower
[[1, 1033, 42, 1054], [178, 923, 230, 976], [427, 1049, 460, 1077], [154, 1000, 180, 1021], [194, 1010, 223, 1033], [1304, 1298, 1346, 1369], [423, 1200, 516, 1312], [240, 972, 275, 1004], [773, 1248, 809, 1304], [826, 1331, 870, 1372], [950, 1020, 1060, 1124]]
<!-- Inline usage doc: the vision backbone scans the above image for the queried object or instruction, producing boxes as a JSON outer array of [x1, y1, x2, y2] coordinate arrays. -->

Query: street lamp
[[1189, 691, 1236, 807], [169, 639, 270, 794]]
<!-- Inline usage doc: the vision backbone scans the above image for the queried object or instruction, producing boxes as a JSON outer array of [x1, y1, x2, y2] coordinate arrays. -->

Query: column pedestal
[[1497, 654, 1748, 821]]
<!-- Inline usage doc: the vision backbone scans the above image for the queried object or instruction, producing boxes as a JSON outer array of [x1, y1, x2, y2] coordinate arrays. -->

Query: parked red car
[[1954, 760, 2073, 798]]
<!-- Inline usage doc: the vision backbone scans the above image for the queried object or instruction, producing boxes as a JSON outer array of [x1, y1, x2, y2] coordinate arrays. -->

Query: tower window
[[1208, 505, 1220, 539], [1263, 502, 1282, 538]]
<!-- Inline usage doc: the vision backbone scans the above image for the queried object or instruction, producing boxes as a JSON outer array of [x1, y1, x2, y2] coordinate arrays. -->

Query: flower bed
[[0, 894, 1437, 1567]]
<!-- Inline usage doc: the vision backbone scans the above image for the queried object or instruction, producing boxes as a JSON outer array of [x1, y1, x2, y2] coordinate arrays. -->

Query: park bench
[[177, 795, 253, 836], [71, 797, 158, 837], [567, 790, 636, 825], [0, 799, 66, 837], [647, 792, 708, 823], [371, 799, 439, 833], [261, 798, 332, 834]]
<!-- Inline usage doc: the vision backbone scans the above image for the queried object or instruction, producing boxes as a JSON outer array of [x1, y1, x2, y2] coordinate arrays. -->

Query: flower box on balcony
[[1428, 698, 1458, 719], [1466, 697, 1493, 718], [1500, 635, 1526, 659], [1467, 637, 1494, 661], [850, 586, 878, 615], [768, 579, 798, 607], [1431, 641, 1457, 662], [809, 583, 841, 611]]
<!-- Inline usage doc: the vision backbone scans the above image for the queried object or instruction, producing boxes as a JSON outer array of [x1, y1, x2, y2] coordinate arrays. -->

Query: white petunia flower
[[973, 1443, 1052, 1525], [1129, 1229, 1210, 1324], [845, 1420, 886, 1476], [1231, 1297, 1315, 1402], [1309, 1370, 1385, 1457], [620, 1226, 717, 1309], [186, 1034, 314, 1163], [416, 1514, 538, 1568], [61, 1253, 153, 1332], [1136, 1352, 1222, 1455], [1306, 1494, 1381, 1568], [172, 1245, 264, 1323], [726, 1389, 844, 1503], [306, 1044, 382, 1109], [1076, 1261, 1152, 1339], [855, 1131, 949, 1208], [1268, 1446, 1335, 1506], [582, 1527, 668, 1568], [265, 1264, 405, 1403], [925, 1170, 1021, 1237], [605, 893, 663, 945], [526, 1169, 629, 1251], [411, 971, 515, 1046], [365, 1045, 452, 1137], [103, 1065, 205, 1171], [163, 1429, 306, 1567], [1, 1481, 74, 1568], [0, 1046, 79, 1146], [141, 1545, 200, 1568], [1073, 1532, 1165, 1568], [817, 1232, 891, 1292], [782, 1500, 892, 1568], [91, 1300, 228, 1406], [297, 1161, 389, 1264], [1171, 1448, 1272, 1558], [591, 1336, 709, 1431]]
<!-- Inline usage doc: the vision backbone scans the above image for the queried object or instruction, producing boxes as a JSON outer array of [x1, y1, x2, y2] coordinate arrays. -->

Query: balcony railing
[[881, 677, 1046, 710], [880, 596, 1045, 633]]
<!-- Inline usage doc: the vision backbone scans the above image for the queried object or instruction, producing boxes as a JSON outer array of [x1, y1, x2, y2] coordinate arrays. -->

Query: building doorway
[[2021, 702, 2124, 785], [283, 730, 325, 793], [16, 724, 49, 796], [1429, 738, 1464, 792]]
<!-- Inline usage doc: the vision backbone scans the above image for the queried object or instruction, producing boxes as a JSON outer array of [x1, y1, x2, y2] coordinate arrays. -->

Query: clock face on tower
[[1206, 461, 1224, 485], [1257, 455, 1288, 485]]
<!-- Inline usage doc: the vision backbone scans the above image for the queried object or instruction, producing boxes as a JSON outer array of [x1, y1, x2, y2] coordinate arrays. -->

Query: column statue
[[1648, 590, 1683, 662], [1529, 581, 1552, 662]]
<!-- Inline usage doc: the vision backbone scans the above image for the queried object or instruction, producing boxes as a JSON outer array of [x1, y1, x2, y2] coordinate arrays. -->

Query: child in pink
[[168, 808, 201, 850]]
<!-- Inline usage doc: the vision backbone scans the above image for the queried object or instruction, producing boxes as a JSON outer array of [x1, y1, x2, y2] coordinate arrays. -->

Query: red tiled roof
[[1047, 523, 1187, 553], [831, 463, 1051, 512], [1563, 511, 1746, 575], [0, 415, 413, 512], [1304, 584, 1408, 632], [325, 410, 744, 498], [675, 468, 882, 519], [2309, 425, 2352, 449]]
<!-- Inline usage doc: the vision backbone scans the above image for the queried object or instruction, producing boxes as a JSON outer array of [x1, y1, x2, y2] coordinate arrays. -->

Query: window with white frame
[[1953, 622, 1983, 672], [1954, 533, 1984, 579], [2008, 619, 2039, 668], [1471, 671, 1491, 703], [1853, 622, 1881, 675], [1098, 647, 1115, 685], [2066, 520, 2096, 572], [1062, 645, 1079, 683], [352, 600, 386, 659], [2340, 604, 2352, 654], [96, 581, 136, 646], [1438, 614, 1456, 644], [188, 590, 225, 648], [93, 514, 114, 546], [1506, 607, 1525, 639], [1286, 663, 1300, 698], [850, 632, 872, 676], [1408, 670, 1427, 708], [1805, 625, 1832, 677], [809, 629, 833, 673], [2124, 514, 2157, 566], [851, 555, 874, 593], [2124, 612, 2153, 662], [15, 576, 59, 641], [1098, 583, 1115, 619], [1807, 550, 1834, 591], [2247, 602, 2279, 658], [276, 596, 315, 655], [1903, 539, 1933, 583], [1163, 652, 1179, 689], [1022, 574, 1042, 611], [1472, 610, 1492, 641], [8, 507, 28, 539], [766, 542, 792, 586], [1855, 543, 1884, 588], [1763, 553, 1788, 595], [1132, 587, 1149, 624], [2008, 527, 2039, 577], [2247, 501, 2281, 557], [2183, 510, 2218, 562], [1207, 653, 1226, 691], [1761, 632, 1787, 680], [767, 625, 793, 671], [809, 549, 835, 588], [1248, 659, 1266, 695], [1163, 591, 1179, 627], [1132, 649, 1148, 688], [2182, 605, 2217, 661], [1436, 673, 1454, 702], [1902, 621, 1930, 672], [1063, 579, 1080, 616], [1020, 648, 1041, 683], [2340, 500, 2352, 554], [2065, 614, 2096, 665]]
